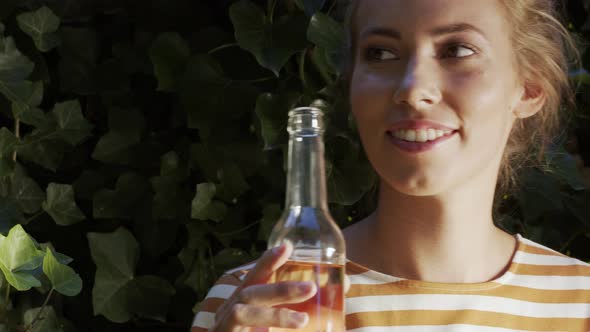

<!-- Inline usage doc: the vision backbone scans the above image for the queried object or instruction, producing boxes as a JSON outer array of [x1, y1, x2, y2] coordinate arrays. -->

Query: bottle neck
[[285, 133, 328, 210]]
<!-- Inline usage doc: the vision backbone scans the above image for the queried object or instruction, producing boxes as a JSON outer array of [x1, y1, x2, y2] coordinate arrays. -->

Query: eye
[[442, 44, 477, 58], [364, 47, 398, 61]]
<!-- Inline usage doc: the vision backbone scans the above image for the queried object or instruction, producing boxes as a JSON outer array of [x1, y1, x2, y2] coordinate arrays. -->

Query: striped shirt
[[191, 234, 590, 331]]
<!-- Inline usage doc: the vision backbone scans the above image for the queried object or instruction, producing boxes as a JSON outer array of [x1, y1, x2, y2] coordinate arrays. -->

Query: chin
[[381, 171, 455, 197]]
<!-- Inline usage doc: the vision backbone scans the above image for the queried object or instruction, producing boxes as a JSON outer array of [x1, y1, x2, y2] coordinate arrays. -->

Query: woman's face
[[350, 0, 537, 196]]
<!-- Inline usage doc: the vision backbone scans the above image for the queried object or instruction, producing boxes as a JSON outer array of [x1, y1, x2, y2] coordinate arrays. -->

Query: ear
[[513, 80, 546, 119]]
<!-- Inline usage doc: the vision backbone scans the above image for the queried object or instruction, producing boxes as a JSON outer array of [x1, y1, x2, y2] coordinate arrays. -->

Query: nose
[[392, 57, 442, 109]]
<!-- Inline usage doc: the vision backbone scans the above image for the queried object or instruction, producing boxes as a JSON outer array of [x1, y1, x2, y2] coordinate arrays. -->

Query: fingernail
[[273, 243, 285, 255], [296, 282, 312, 294], [290, 312, 308, 327]]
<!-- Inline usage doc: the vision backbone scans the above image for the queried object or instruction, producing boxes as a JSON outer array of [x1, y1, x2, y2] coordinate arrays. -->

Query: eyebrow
[[360, 23, 487, 40]]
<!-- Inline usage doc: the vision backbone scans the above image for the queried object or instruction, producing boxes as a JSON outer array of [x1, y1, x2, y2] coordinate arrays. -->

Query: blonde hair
[[339, 0, 582, 208]]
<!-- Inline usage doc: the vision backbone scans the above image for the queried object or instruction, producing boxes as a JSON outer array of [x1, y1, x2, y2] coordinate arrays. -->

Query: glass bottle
[[267, 107, 346, 332]]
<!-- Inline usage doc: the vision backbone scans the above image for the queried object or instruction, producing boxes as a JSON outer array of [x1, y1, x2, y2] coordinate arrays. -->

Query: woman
[[192, 0, 590, 330]]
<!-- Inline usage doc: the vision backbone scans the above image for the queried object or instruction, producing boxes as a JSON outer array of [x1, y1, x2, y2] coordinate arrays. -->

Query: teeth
[[392, 129, 453, 142]]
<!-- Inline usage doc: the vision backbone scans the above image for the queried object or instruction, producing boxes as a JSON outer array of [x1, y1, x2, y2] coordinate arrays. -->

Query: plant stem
[[215, 220, 261, 237], [207, 43, 239, 55], [299, 48, 308, 90], [12, 119, 20, 161], [235, 77, 275, 84], [24, 210, 46, 224], [23, 288, 54, 332], [268, 0, 277, 24], [4, 285, 10, 307]]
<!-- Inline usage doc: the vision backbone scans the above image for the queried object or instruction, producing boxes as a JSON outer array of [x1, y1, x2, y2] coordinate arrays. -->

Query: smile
[[386, 130, 458, 153]]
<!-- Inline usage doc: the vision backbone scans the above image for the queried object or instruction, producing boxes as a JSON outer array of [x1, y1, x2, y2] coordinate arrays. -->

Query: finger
[[344, 275, 351, 294], [237, 281, 317, 306], [224, 303, 308, 330], [241, 242, 293, 287]]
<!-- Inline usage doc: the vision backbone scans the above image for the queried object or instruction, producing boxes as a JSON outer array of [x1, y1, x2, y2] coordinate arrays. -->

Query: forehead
[[354, 0, 509, 40]]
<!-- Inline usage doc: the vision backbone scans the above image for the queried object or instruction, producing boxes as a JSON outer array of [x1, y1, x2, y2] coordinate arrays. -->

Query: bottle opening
[[288, 107, 324, 136]]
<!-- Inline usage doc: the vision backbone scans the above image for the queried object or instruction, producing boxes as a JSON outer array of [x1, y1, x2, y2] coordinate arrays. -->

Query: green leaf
[[191, 183, 227, 222], [10, 166, 45, 214], [43, 248, 82, 296], [307, 12, 345, 53], [301, 0, 326, 17], [149, 32, 190, 92], [57, 27, 98, 94], [52, 100, 93, 145], [91, 267, 131, 323], [0, 224, 43, 290], [217, 163, 250, 202], [23, 306, 62, 332], [544, 145, 586, 191], [0, 127, 17, 158], [257, 204, 282, 241], [92, 173, 150, 219], [17, 133, 66, 171], [16, 6, 61, 52], [230, 0, 308, 75], [91, 109, 145, 164], [254, 92, 297, 149], [213, 248, 250, 274], [0, 196, 22, 234], [11, 81, 45, 126], [87, 227, 138, 279], [519, 169, 564, 221], [0, 36, 35, 103], [128, 275, 175, 322], [307, 12, 345, 74], [42, 183, 85, 226]]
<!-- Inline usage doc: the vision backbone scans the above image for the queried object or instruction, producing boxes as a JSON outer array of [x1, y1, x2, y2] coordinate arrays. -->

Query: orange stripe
[[347, 283, 590, 303], [513, 263, 590, 276], [198, 297, 226, 314], [519, 242, 563, 256], [191, 327, 207, 332], [345, 310, 588, 331]]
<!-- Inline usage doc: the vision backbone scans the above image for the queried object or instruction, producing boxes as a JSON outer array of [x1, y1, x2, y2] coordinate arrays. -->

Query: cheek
[[350, 69, 391, 121]]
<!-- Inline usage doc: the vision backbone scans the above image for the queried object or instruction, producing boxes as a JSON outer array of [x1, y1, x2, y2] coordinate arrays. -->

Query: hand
[[208, 242, 350, 331]]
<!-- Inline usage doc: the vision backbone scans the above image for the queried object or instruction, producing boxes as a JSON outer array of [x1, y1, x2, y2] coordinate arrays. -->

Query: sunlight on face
[[350, 0, 523, 196]]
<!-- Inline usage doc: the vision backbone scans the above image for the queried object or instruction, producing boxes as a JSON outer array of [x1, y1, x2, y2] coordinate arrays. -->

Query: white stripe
[[501, 271, 590, 290], [345, 294, 590, 318], [349, 271, 403, 285], [226, 262, 256, 275], [206, 284, 238, 299], [347, 324, 567, 332], [514, 252, 588, 266], [192, 311, 216, 328]]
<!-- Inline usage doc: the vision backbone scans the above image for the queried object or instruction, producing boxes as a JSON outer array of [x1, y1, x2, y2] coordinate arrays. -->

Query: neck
[[352, 169, 516, 283], [284, 133, 328, 209]]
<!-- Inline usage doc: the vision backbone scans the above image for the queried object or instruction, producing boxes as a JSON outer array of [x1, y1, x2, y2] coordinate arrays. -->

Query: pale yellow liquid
[[268, 261, 345, 332]]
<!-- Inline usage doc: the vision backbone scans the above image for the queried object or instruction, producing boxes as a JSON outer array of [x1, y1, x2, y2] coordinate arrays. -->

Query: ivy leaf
[[92, 173, 150, 219], [257, 204, 282, 241], [10, 165, 45, 214], [300, 0, 326, 17], [519, 169, 564, 221], [128, 275, 175, 322], [11, 81, 45, 126], [307, 12, 345, 74], [42, 183, 85, 226], [23, 306, 62, 332], [191, 183, 227, 222], [0, 224, 44, 290], [217, 163, 250, 202], [87, 227, 138, 280], [254, 93, 296, 149], [0, 36, 35, 103], [544, 144, 586, 191], [17, 133, 66, 171], [92, 109, 145, 164], [213, 248, 250, 275], [230, 0, 308, 75], [16, 6, 61, 52], [53, 100, 94, 145], [88, 228, 174, 323], [149, 32, 190, 92], [57, 27, 98, 94], [0, 127, 17, 159], [0, 196, 22, 234], [43, 247, 82, 296]]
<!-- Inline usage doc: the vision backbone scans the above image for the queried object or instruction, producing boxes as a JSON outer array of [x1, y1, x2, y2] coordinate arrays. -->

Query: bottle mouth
[[288, 107, 324, 135]]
